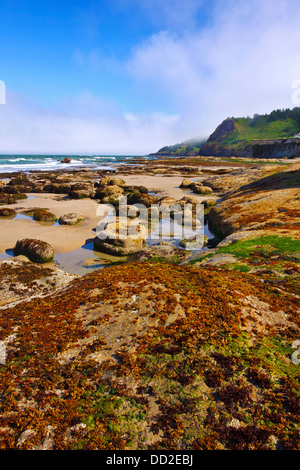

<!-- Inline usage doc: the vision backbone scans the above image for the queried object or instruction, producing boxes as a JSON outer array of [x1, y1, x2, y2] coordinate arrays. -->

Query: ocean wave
[[0, 154, 139, 174]]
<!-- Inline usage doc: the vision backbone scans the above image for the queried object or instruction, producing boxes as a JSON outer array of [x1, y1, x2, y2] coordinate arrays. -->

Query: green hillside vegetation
[[154, 107, 300, 157], [223, 108, 300, 152], [156, 139, 206, 156]]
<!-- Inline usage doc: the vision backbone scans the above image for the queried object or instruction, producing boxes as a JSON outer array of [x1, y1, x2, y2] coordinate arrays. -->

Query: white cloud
[[127, 0, 300, 138], [0, 90, 180, 154], [2, 0, 300, 155]]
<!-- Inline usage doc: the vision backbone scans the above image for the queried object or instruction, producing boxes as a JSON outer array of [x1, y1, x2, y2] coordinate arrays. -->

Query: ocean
[[0, 154, 147, 173]]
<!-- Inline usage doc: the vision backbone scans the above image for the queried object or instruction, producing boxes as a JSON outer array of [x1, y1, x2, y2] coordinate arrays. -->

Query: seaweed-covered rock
[[68, 183, 95, 199], [68, 189, 93, 199], [13, 238, 55, 263], [32, 209, 57, 223], [8, 174, 32, 187], [97, 176, 126, 187], [58, 213, 85, 225], [0, 208, 17, 218], [127, 191, 158, 207], [42, 183, 72, 194], [0, 194, 16, 205], [94, 185, 124, 201], [6, 174, 34, 194], [0, 257, 76, 306], [124, 185, 148, 194]]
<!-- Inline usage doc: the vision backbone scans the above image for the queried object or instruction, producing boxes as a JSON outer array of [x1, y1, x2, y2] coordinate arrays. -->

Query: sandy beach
[[117, 173, 205, 200], [0, 172, 216, 256], [0, 193, 100, 254]]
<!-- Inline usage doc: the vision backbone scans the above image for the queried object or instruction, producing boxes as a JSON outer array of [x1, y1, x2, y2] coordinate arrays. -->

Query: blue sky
[[1, 0, 300, 154]]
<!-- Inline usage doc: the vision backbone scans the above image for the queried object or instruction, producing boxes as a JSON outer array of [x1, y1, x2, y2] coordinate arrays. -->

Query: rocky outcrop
[[251, 138, 300, 159], [200, 118, 238, 157], [0, 256, 76, 307], [0, 260, 298, 450], [13, 238, 55, 263], [208, 163, 300, 238], [201, 168, 260, 194]]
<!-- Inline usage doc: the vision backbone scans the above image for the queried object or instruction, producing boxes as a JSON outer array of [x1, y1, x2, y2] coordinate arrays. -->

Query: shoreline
[[0, 171, 214, 274], [1, 155, 298, 274]]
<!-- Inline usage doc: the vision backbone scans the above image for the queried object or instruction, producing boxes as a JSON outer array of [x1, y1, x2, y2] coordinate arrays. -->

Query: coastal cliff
[[199, 118, 238, 157], [153, 107, 300, 159]]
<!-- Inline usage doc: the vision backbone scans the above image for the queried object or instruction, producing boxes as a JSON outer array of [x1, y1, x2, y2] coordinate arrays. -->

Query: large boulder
[[94, 217, 147, 255], [157, 196, 178, 206], [58, 213, 85, 225], [13, 238, 55, 263], [178, 196, 202, 206]]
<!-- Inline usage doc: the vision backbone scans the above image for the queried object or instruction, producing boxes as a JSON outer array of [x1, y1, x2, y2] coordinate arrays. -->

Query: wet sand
[[0, 174, 217, 255]]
